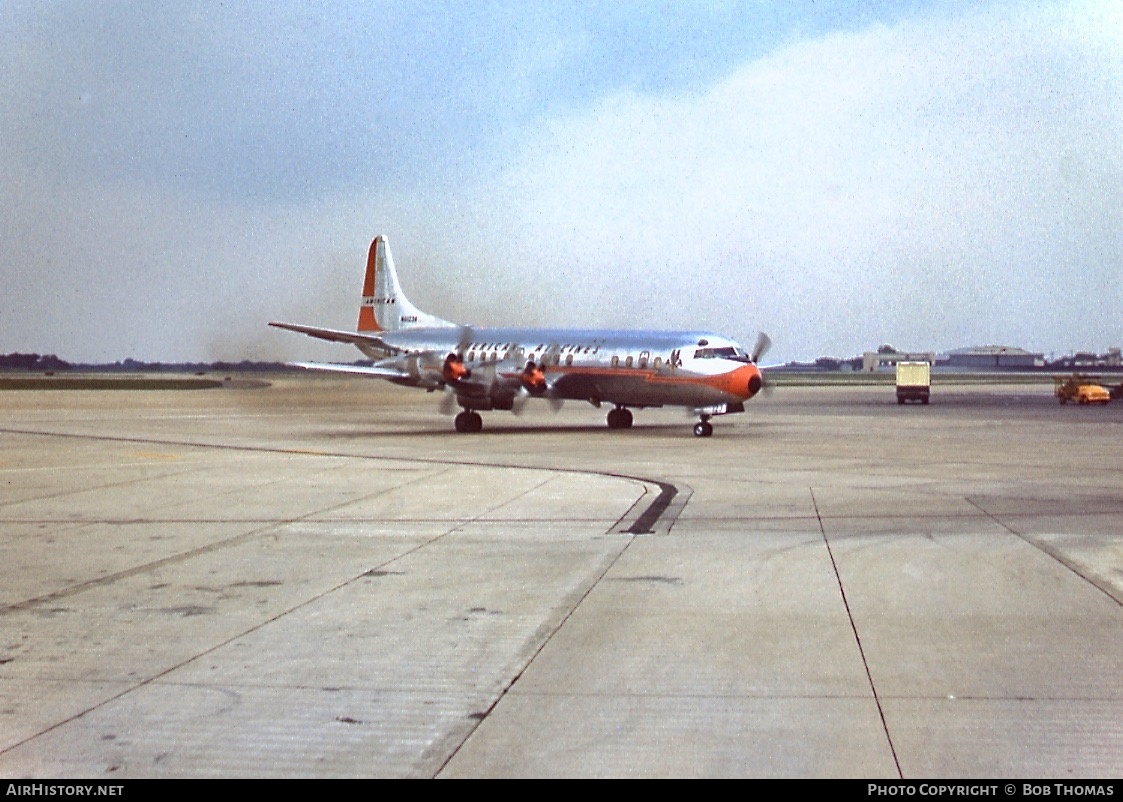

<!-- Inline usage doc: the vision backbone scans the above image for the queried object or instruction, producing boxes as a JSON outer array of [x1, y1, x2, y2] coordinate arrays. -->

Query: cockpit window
[[694, 346, 738, 359]]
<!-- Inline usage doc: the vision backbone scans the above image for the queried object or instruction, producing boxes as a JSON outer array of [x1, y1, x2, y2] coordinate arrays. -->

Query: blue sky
[[1, 0, 1120, 362]]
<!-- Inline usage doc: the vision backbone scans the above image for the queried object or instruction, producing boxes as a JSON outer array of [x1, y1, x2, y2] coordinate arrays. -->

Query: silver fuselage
[[368, 326, 758, 411]]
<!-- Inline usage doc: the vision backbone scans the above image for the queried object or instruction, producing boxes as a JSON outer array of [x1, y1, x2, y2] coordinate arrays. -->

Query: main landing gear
[[454, 410, 483, 433], [693, 415, 713, 438], [606, 407, 633, 430], [454, 404, 715, 436]]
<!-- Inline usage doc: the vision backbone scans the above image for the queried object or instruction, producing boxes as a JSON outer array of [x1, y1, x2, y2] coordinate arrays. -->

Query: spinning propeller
[[750, 331, 772, 364], [750, 332, 774, 397]]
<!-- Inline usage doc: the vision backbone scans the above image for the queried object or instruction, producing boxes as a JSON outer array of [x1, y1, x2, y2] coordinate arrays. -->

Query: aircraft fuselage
[[371, 326, 760, 412]]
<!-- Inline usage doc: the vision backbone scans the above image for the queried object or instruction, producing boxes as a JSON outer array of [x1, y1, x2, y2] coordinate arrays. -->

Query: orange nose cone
[[744, 364, 763, 398], [709, 364, 763, 399]]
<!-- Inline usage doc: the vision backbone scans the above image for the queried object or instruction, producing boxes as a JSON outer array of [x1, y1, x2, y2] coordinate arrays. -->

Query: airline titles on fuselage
[[392, 338, 731, 372]]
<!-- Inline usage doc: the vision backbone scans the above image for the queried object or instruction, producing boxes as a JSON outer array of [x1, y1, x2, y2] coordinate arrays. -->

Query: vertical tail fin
[[357, 235, 454, 332], [356, 237, 384, 332]]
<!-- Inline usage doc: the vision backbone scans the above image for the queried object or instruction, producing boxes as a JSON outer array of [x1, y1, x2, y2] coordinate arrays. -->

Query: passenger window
[[625, 356, 633, 368], [653, 357, 662, 369], [565, 354, 573, 366], [611, 355, 619, 368]]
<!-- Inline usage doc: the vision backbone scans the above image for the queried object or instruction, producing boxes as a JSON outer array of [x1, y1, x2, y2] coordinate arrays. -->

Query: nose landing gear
[[693, 415, 713, 437]]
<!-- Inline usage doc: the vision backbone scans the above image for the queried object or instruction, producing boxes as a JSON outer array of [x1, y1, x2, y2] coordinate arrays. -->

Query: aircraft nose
[[714, 363, 764, 400]]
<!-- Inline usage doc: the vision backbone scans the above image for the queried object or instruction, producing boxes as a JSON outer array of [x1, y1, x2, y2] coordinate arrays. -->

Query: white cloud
[[444, 0, 1123, 360], [2, 1, 1119, 364]]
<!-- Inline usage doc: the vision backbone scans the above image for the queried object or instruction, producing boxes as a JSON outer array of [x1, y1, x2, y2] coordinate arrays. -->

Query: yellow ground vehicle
[[1054, 375, 1110, 405]]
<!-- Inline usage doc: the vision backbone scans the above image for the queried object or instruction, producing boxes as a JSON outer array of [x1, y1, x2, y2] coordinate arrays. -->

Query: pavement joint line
[[0, 555, 430, 760], [434, 532, 640, 778], [0, 516, 620, 524], [810, 487, 904, 780], [609, 482, 657, 534], [0, 461, 459, 615], [0, 423, 688, 766], [106, 471, 596, 775], [965, 496, 1123, 608], [6, 384, 1123, 776], [0, 465, 200, 510], [435, 472, 558, 539], [0, 443, 640, 762], [0, 521, 284, 616], [0, 425, 683, 539], [0, 469, 469, 758]]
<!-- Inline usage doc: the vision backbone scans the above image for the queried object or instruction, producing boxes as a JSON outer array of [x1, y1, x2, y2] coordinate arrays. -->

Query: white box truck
[[896, 361, 930, 404]]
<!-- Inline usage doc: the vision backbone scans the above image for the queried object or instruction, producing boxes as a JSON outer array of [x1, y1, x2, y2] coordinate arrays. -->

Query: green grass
[[0, 376, 224, 390]]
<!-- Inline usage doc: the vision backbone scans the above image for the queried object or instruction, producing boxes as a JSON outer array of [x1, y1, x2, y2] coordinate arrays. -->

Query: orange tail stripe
[[357, 237, 383, 332]]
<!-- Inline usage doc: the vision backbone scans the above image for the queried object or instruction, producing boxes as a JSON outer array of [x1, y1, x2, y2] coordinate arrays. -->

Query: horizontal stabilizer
[[269, 321, 387, 349]]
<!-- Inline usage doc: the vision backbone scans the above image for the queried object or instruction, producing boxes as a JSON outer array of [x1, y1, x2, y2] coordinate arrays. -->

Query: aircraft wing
[[287, 361, 410, 379], [287, 350, 455, 388], [269, 321, 388, 349]]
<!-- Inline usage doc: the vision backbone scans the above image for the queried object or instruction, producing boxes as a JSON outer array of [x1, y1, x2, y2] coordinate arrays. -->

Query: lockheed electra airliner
[[270, 236, 769, 436]]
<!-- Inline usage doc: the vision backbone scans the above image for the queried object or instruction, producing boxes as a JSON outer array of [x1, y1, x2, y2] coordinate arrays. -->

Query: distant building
[[1050, 348, 1123, 369], [942, 346, 1044, 369], [862, 347, 936, 372]]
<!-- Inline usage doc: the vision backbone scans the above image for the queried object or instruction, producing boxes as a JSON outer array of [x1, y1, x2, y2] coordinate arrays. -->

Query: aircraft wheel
[[607, 408, 634, 430], [693, 422, 713, 437], [455, 411, 483, 433]]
